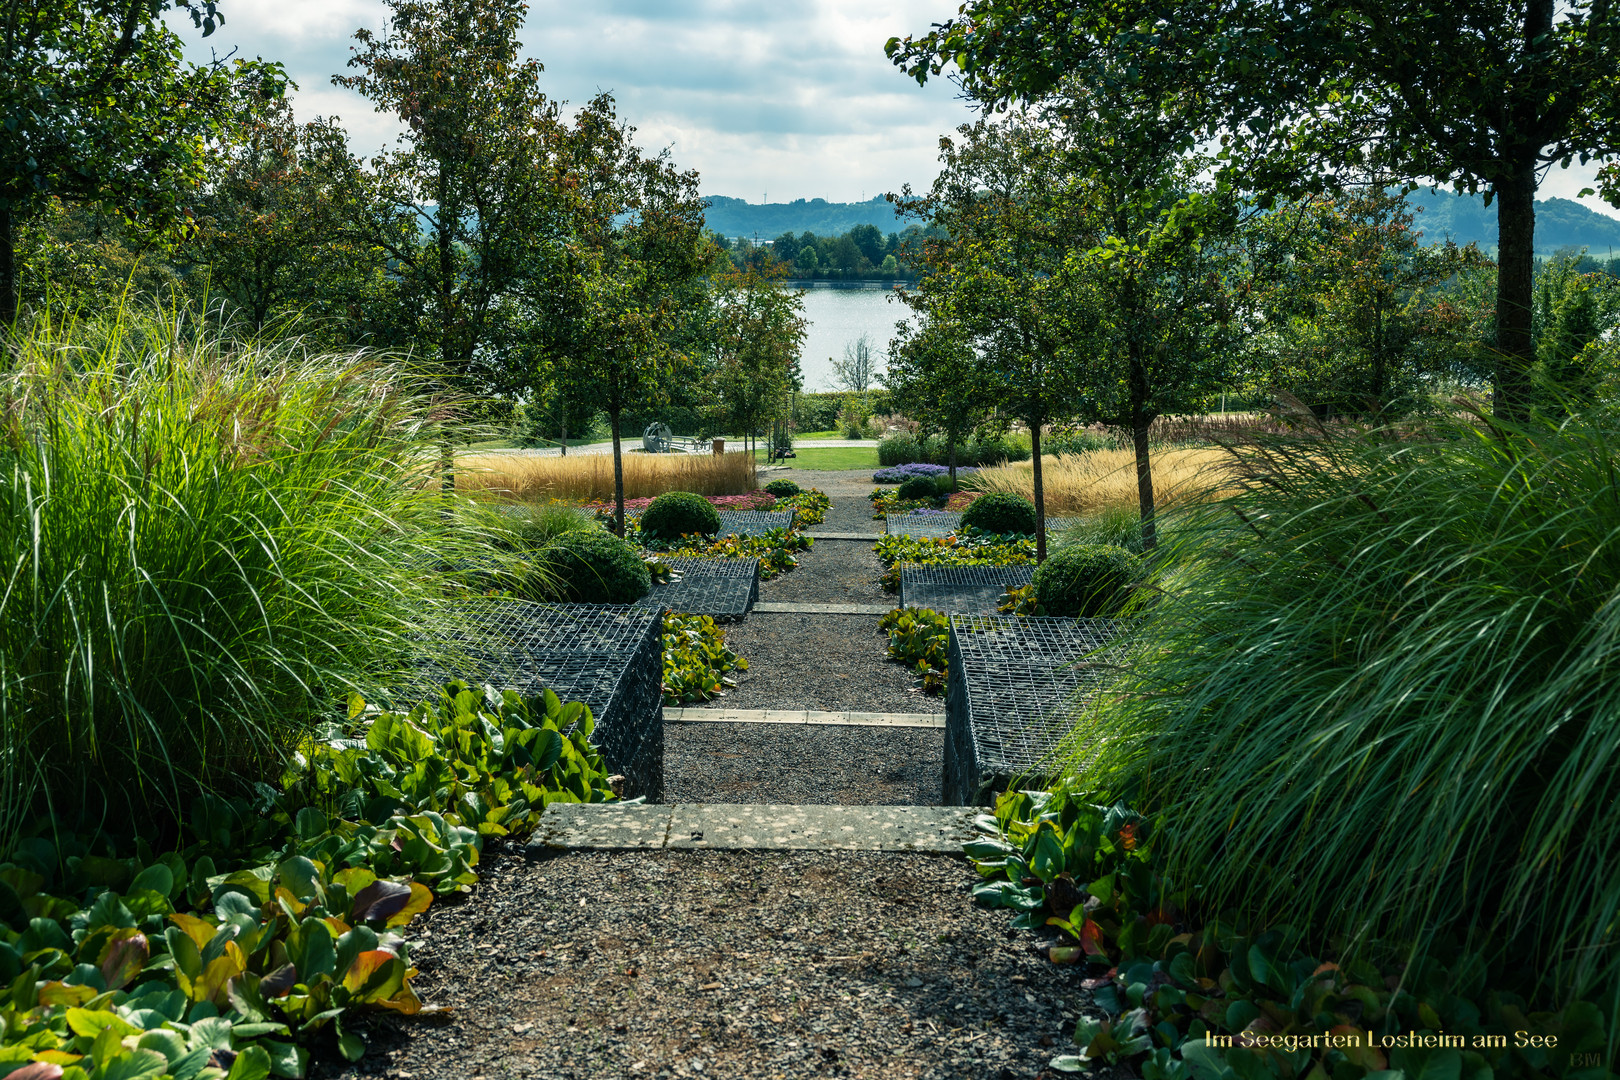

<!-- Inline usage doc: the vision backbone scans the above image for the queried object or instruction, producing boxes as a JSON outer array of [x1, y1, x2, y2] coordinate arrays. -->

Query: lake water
[[793, 285, 916, 392]]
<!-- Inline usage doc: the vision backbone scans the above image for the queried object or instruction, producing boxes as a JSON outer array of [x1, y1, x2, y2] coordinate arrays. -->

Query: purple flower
[[873, 463, 979, 483]]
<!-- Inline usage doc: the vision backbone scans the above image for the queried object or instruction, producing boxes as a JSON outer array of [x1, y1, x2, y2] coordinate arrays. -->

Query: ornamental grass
[[0, 302, 501, 839], [455, 448, 758, 502], [967, 446, 1230, 516], [1062, 408, 1620, 1008]]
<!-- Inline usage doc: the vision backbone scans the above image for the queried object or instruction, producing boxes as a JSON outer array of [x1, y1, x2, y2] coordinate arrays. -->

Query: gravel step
[[667, 708, 943, 727], [529, 802, 980, 853], [805, 531, 884, 540]]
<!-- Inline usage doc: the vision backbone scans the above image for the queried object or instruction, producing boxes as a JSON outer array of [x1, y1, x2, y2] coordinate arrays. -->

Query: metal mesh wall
[[406, 601, 665, 802], [900, 564, 1034, 615], [943, 615, 1124, 806], [634, 557, 760, 620], [885, 512, 1082, 538], [886, 512, 961, 537]]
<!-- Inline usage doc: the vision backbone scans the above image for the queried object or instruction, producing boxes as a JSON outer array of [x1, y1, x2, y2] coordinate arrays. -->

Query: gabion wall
[[408, 600, 665, 802], [900, 563, 1034, 614], [943, 615, 1123, 805]]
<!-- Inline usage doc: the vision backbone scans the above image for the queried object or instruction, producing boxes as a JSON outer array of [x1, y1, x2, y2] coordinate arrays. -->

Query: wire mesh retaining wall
[[900, 564, 1034, 614], [403, 601, 664, 802], [623, 509, 797, 537], [944, 615, 1124, 806], [633, 557, 759, 620], [885, 512, 1083, 538], [886, 512, 961, 537]]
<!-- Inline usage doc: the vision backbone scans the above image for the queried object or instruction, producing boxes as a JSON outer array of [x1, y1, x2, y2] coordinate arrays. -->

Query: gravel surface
[[665, 723, 943, 805], [719, 613, 935, 714], [317, 847, 1097, 1080], [761, 541, 890, 606], [771, 467, 877, 498]]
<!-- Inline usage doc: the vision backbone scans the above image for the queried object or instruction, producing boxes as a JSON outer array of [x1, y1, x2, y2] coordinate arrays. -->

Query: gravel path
[[665, 723, 943, 805], [717, 613, 933, 714], [772, 467, 877, 499], [760, 541, 890, 606], [318, 847, 1094, 1080]]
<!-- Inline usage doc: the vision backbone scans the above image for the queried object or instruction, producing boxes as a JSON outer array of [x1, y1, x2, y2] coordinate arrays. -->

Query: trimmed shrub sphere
[[897, 475, 938, 501], [1034, 543, 1142, 617], [764, 478, 801, 498], [541, 528, 651, 604], [960, 492, 1037, 535], [639, 491, 721, 540]]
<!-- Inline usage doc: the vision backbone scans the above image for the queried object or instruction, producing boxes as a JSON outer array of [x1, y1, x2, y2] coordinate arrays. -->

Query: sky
[[169, 0, 980, 205], [169, 0, 1620, 218]]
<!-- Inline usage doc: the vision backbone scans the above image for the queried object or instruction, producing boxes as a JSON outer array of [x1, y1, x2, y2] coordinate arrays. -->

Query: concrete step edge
[[528, 802, 980, 853]]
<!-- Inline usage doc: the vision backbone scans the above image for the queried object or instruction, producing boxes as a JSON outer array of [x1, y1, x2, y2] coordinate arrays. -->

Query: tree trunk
[[560, 409, 568, 456], [2, 205, 16, 327], [610, 408, 627, 537], [1133, 413, 1157, 552], [1493, 160, 1538, 421], [948, 434, 958, 492], [1030, 421, 1047, 563]]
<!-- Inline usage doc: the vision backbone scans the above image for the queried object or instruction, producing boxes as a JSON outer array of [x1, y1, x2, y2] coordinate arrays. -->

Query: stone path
[[530, 803, 978, 853], [667, 708, 943, 728]]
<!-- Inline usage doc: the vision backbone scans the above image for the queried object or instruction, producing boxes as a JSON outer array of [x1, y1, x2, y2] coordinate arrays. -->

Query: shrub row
[[877, 431, 1031, 468]]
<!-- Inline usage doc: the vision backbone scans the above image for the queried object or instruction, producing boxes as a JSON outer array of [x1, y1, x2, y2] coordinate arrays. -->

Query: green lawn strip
[[776, 446, 880, 470]]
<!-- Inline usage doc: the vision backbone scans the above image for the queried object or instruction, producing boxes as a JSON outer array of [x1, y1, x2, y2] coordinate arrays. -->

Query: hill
[[703, 196, 907, 239], [1405, 188, 1620, 255]]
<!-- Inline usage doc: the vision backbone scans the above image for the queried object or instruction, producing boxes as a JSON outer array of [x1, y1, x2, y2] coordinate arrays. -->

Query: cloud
[[168, 0, 1620, 220]]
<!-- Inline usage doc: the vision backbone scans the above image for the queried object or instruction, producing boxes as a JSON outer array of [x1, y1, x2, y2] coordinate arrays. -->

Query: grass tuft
[[455, 450, 757, 502]]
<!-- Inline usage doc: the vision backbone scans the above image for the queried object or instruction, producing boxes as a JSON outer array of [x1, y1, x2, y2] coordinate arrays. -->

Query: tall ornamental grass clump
[[0, 305, 490, 837], [1065, 409, 1620, 1007]]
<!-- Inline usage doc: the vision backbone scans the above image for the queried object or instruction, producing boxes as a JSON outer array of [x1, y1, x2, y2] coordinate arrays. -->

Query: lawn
[[776, 446, 880, 471]]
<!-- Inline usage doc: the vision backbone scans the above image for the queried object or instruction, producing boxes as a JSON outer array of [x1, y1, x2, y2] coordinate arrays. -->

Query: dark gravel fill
[[809, 493, 882, 535], [664, 722, 943, 804], [719, 613, 937, 714], [316, 847, 1098, 1080], [761, 540, 889, 606]]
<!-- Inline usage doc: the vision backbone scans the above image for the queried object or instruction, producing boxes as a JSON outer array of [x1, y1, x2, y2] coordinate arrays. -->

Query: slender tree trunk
[[1133, 412, 1156, 552], [610, 408, 627, 537], [560, 409, 568, 456], [2, 205, 17, 327], [948, 433, 958, 492], [1030, 420, 1046, 563], [1493, 160, 1538, 421]]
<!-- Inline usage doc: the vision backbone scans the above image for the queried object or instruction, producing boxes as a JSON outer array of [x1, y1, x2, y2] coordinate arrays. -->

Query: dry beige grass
[[969, 447, 1233, 515], [454, 450, 757, 502]]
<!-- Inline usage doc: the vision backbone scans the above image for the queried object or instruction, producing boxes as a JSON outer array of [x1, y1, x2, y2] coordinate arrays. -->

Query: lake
[[793, 285, 915, 392]]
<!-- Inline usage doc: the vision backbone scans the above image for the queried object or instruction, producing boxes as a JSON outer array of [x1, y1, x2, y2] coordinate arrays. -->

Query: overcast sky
[[170, 0, 1619, 217], [170, 0, 978, 204]]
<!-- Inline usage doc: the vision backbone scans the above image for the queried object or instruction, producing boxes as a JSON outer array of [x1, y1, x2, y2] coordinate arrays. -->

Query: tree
[[831, 332, 878, 393], [704, 266, 806, 453], [531, 95, 715, 534], [1244, 187, 1491, 417], [883, 315, 992, 490], [1, 0, 261, 322], [894, 116, 1099, 561], [889, 0, 1620, 421], [335, 0, 561, 396], [188, 85, 389, 342]]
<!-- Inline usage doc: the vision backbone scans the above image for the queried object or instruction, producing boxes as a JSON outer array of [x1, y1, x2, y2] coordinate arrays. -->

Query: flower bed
[[969, 790, 1607, 1080], [873, 533, 1035, 592], [873, 462, 979, 484], [644, 527, 813, 580], [774, 488, 830, 525], [662, 613, 748, 704], [0, 683, 616, 1076]]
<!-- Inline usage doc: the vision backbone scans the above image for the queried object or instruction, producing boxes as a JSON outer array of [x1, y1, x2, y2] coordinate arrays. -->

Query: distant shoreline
[[782, 280, 902, 290]]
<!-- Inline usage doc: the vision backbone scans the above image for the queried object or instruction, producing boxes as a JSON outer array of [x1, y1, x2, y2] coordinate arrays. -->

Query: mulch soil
[[314, 848, 1097, 1080]]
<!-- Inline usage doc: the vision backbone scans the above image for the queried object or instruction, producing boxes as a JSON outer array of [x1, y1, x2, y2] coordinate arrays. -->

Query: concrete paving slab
[[666, 708, 945, 728], [750, 602, 893, 615], [666, 804, 978, 853], [527, 802, 671, 851], [805, 532, 885, 540]]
